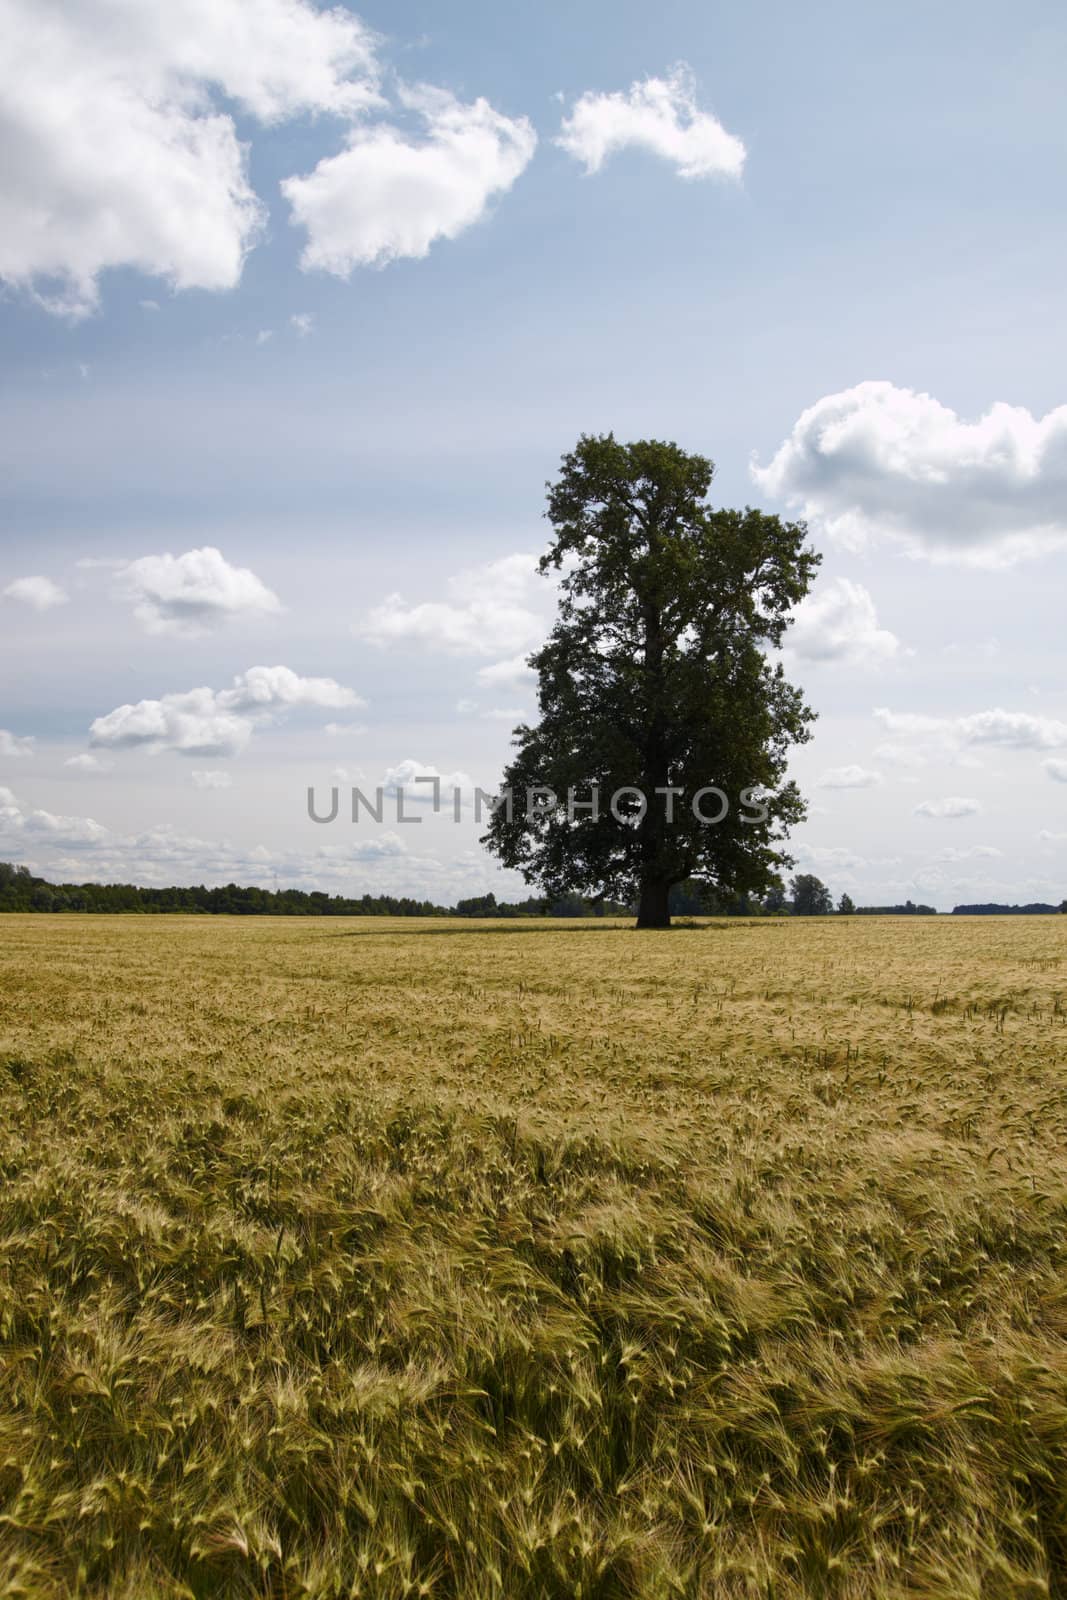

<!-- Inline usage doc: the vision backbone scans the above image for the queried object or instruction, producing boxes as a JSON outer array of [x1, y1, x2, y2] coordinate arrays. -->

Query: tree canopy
[[790, 873, 834, 916], [483, 435, 820, 926]]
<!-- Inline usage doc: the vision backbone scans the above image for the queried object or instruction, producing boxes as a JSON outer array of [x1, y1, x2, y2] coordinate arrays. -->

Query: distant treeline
[[854, 901, 938, 916], [0, 863, 621, 919], [0, 863, 449, 917], [951, 902, 1065, 916], [3, 863, 1064, 919]]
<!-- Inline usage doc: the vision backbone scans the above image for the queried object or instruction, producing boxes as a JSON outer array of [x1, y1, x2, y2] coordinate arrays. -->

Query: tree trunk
[[636, 876, 671, 929]]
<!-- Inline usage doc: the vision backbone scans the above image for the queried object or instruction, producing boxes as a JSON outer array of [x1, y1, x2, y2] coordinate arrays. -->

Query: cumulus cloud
[[476, 653, 537, 690], [90, 690, 254, 759], [3, 575, 69, 610], [20, 808, 108, 845], [876, 707, 1067, 753], [191, 769, 232, 790], [792, 843, 869, 872], [0, 729, 34, 759], [90, 666, 363, 758], [558, 65, 744, 180], [0, 788, 106, 849], [117, 546, 282, 635], [753, 381, 1067, 566], [283, 84, 536, 274], [0, 0, 382, 316], [65, 753, 113, 773], [0, 785, 419, 890], [382, 759, 475, 802], [817, 765, 883, 789], [937, 845, 1002, 862], [787, 578, 901, 666], [914, 797, 982, 819], [1044, 759, 1067, 783], [289, 311, 315, 336], [358, 553, 545, 656], [315, 833, 407, 863]]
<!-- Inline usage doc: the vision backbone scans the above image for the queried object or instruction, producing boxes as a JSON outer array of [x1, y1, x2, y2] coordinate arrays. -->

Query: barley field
[[1, 913, 1066, 1598]]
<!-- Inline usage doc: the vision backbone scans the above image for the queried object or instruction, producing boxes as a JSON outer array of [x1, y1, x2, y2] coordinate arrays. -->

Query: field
[[1, 913, 1067, 1598]]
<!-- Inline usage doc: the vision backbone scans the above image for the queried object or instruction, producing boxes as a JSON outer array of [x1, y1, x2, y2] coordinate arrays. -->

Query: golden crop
[[1, 912, 1066, 1597]]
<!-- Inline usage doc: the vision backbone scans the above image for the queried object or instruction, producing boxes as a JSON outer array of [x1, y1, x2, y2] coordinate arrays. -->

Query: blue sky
[[1, 0, 1065, 908]]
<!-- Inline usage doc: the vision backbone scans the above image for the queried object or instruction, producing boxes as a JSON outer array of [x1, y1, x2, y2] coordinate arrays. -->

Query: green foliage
[[952, 902, 1062, 915], [855, 900, 938, 915], [0, 863, 450, 917], [762, 878, 788, 914], [838, 892, 856, 915], [790, 873, 833, 916], [483, 435, 820, 927]]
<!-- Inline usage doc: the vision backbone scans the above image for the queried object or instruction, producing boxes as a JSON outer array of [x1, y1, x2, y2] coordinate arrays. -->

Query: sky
[[1, 0, 1065, 910]]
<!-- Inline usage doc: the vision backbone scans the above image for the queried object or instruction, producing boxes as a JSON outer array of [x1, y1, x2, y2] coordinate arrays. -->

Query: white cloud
[[480, 707, 529, 722], [358, 553, 545, 656], [191, 769, 232, 790], [256, 328, 273, 345], [1038, 830, 1067, 843], [0, 729, 34, 759], [89, 665, 363, 758], [323, 721, 368, 738], [0, 0, 382, 316], [817, 765, 883, 789], [753, 381, 1067, 566], [315, 833, 407, 863], [289, 311, 315, 336], [0, 786, 420, 890], [1044, 759, 1067, 784], [476, 652, 537, 689], [0, 788, 106, 849], [20, 808, 108, 845], [792, 843, 869, 872], [117, 546, 282, 635], [3, 575, 69, 610], [937, 845, 1002, 862], [90, 689, 254, 759], [914, 797, 982, 819], [283, 84, 536, 274], [382, 759, 474, 801], [558, 65, 745, 180], [787, 578, 901, 666], [65, 753, 113, 773], [876, 707, 1067, 753]]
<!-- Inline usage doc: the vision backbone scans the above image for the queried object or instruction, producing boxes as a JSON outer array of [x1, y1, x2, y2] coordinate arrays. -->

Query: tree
[[791, 873, 833, 916], [455, 892, 497, 917], [483, 435, 820, 927], [670, 879, 721, 916], [763, 879, 787, 914], [838, 892, 855, 915]]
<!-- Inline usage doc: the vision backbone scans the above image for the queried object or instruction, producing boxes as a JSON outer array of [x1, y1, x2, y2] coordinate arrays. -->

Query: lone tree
[[791, 873, 834, 916], [838, 892, 856, 915], [483, 435, 820, 928]]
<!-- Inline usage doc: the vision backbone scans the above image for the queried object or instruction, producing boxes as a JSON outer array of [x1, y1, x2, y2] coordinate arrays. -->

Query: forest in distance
[[1, 860, 1063, 919]]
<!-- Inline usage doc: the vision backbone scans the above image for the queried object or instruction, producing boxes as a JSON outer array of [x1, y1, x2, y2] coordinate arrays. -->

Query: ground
[[1, 913, 1066, 1597]]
